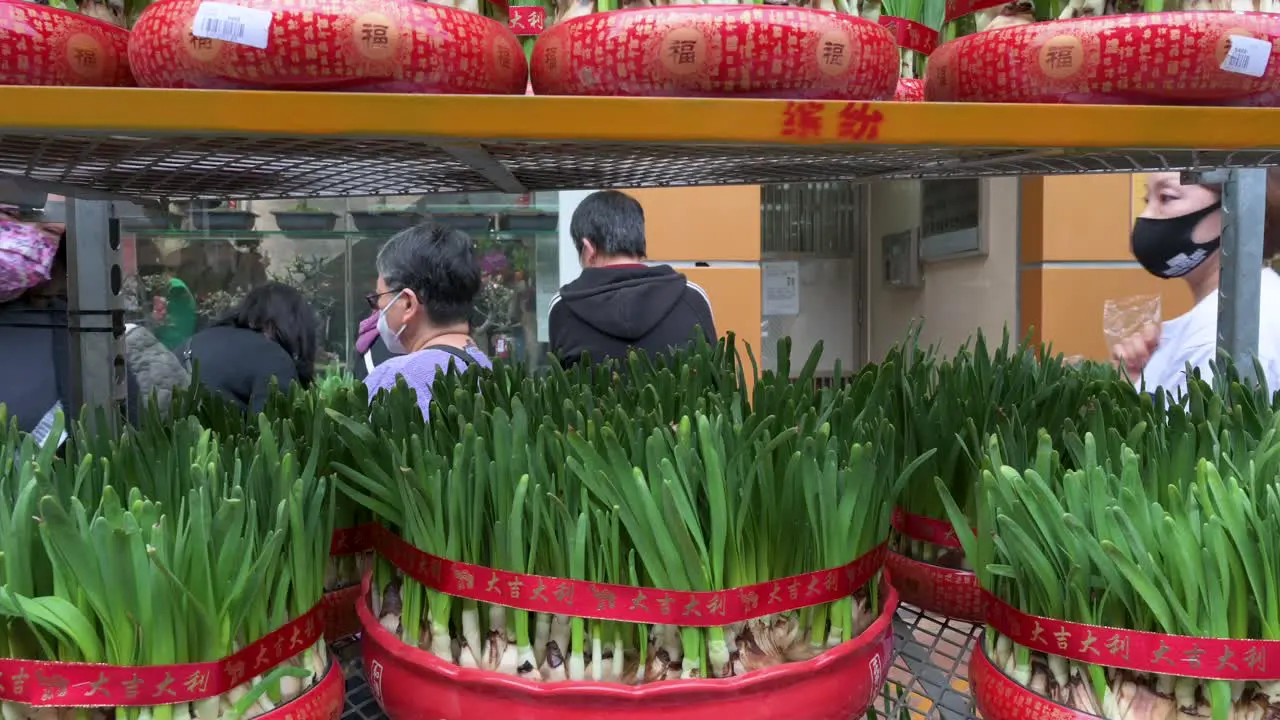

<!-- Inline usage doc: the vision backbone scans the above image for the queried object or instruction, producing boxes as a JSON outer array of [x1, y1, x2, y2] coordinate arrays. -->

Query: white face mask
[[376, 289, 409, 355]]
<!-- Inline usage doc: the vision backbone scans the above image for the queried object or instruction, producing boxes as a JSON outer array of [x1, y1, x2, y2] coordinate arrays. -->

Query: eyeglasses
[[365, 289, 399, 310]]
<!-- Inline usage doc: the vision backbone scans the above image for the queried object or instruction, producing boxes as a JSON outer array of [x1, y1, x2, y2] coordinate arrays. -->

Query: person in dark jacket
[[0, 232, 141, 443], [186, 282, 318, 414], [548, 190, 716, 367]]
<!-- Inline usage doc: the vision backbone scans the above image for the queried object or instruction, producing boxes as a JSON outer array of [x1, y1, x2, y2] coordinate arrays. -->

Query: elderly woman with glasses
[[365, 223, 490, 419]]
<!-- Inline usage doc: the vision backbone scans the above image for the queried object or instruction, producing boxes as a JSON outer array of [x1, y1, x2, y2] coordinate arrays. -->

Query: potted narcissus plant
[[0, 0, 136, 85], [529, 0, 900, 98], [925, 0, 1280, 104], [0, 398, 344, 720], [339, 338, 915, 720], [963, 365, 1280, 720]]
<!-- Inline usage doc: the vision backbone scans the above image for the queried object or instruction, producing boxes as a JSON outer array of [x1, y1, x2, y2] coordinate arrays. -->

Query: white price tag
[[32, 403, 67, 451], [191, 1, 272, 49], [1221, 35, 1271, 78]]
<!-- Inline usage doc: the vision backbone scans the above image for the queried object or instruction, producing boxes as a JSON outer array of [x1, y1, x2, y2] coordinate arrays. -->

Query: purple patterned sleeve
[[365, 345, 492, 419]]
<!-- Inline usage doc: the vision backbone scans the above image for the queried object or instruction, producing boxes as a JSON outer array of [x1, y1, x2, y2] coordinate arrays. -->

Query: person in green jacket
[[152, 274, 198, 351]]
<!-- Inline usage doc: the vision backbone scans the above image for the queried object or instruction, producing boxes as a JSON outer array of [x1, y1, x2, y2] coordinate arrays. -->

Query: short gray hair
[[376, 223, 481, 326]]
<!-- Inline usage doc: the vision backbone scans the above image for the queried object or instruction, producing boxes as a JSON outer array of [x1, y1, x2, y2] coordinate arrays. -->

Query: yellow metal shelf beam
[[1, 88, 1279, 198], [3, 88, 1280, 148]]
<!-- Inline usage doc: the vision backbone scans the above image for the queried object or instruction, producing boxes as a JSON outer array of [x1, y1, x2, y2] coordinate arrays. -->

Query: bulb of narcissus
[[77, 0, 126, 25], [981, 1, 1034, 30]]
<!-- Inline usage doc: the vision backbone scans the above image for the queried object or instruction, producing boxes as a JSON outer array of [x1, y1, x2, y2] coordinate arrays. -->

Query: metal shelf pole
[[65, 198, 127, 433], [1219, 169, 1267, 385], [1182, 168, 1267, 385]]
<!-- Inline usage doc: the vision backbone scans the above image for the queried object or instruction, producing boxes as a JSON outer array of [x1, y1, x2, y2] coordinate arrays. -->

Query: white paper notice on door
[[762, 261, 800, 316]]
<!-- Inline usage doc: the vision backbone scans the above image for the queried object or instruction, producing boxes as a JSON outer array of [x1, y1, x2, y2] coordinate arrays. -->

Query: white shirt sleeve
[[1175, 342, 1218, 390], [1142, 341, 1215, 398]]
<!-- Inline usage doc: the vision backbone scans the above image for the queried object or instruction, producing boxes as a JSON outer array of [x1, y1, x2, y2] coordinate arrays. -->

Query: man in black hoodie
[[549, 190, 716, 367]]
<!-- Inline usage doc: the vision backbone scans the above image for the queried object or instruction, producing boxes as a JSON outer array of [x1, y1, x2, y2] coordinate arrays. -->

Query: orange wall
[[1022, 175, 1138, 263], [629, 187, 761, 262], [1019, 175, 1194, 360], [625, 187, 763, 355], [682, 266, 763, 358]]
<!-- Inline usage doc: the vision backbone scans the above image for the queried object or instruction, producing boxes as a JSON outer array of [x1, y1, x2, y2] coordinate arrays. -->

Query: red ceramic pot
[[359, 572, 899, 720], [127, 0, 527, 92], [260, 656, 346, 720], [885, 550, 984, 623], [0, 0, 132, 86], [895, 76, 924, 101], [323, 584, 362, 643], [971, 637, 1097, 719], [925, 11, 1280, 105], [530, 5, 899, 99]]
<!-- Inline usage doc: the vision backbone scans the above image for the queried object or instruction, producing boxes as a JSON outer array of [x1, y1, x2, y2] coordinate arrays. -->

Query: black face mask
[[1130, 202, 1222, 279]]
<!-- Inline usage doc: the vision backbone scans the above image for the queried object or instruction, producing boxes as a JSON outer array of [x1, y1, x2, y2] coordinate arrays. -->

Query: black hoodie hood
[[557, 264, 690, 342]]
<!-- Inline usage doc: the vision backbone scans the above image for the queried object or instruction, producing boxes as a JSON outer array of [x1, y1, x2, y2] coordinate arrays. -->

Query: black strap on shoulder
[[424, 344, 478, 369], [178, 340, 195, 374]]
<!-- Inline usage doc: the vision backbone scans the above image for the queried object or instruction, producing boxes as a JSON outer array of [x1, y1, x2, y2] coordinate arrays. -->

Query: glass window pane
[[121, 192, 563, 377]]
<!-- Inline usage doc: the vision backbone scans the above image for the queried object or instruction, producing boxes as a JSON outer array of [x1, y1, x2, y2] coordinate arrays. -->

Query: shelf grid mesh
[[335, 605, 984, 720], [3, 129, 1280, 198]]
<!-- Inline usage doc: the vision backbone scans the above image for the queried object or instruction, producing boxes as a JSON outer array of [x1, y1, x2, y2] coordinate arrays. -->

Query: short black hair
[[217, 282, 318, 385], [376, 223, 481, 327], [570, 190, 646, 258]]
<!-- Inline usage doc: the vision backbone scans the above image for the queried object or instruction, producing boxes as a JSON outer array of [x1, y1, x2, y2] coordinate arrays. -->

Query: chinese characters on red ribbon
[[877, 16, 939, 56], [509, 6, 545, 36], [0, 601, 326, 707], [373, 525, 886, 627], [985, 593, 1280, 682]]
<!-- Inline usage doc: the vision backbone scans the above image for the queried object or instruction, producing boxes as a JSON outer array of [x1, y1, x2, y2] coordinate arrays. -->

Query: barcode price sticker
[[191, 1, 272, 49], [1221, 35, 1272, 78]]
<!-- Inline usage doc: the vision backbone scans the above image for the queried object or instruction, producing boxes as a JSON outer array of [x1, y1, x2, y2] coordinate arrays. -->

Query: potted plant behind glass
[[171, 199, 222, 214], [187, 203, 258, 232], [433, 211, 495, 234], [117, 201, 183, 233], [273, 201, 340, 235], [349, 197, 423, 234], [497, 209, 558, 233]]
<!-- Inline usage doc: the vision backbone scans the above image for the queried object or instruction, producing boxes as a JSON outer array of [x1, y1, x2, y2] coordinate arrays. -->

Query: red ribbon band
[[891, 508, 965, 550], [330, 524, 376, 556], [877, 16, 939, 56], [985, 592, 1280, 681], [371, 525, 886, 627], [0, 601, 327, 707], [944, 0, 1011, 22], [508, 5, 545, 35]]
